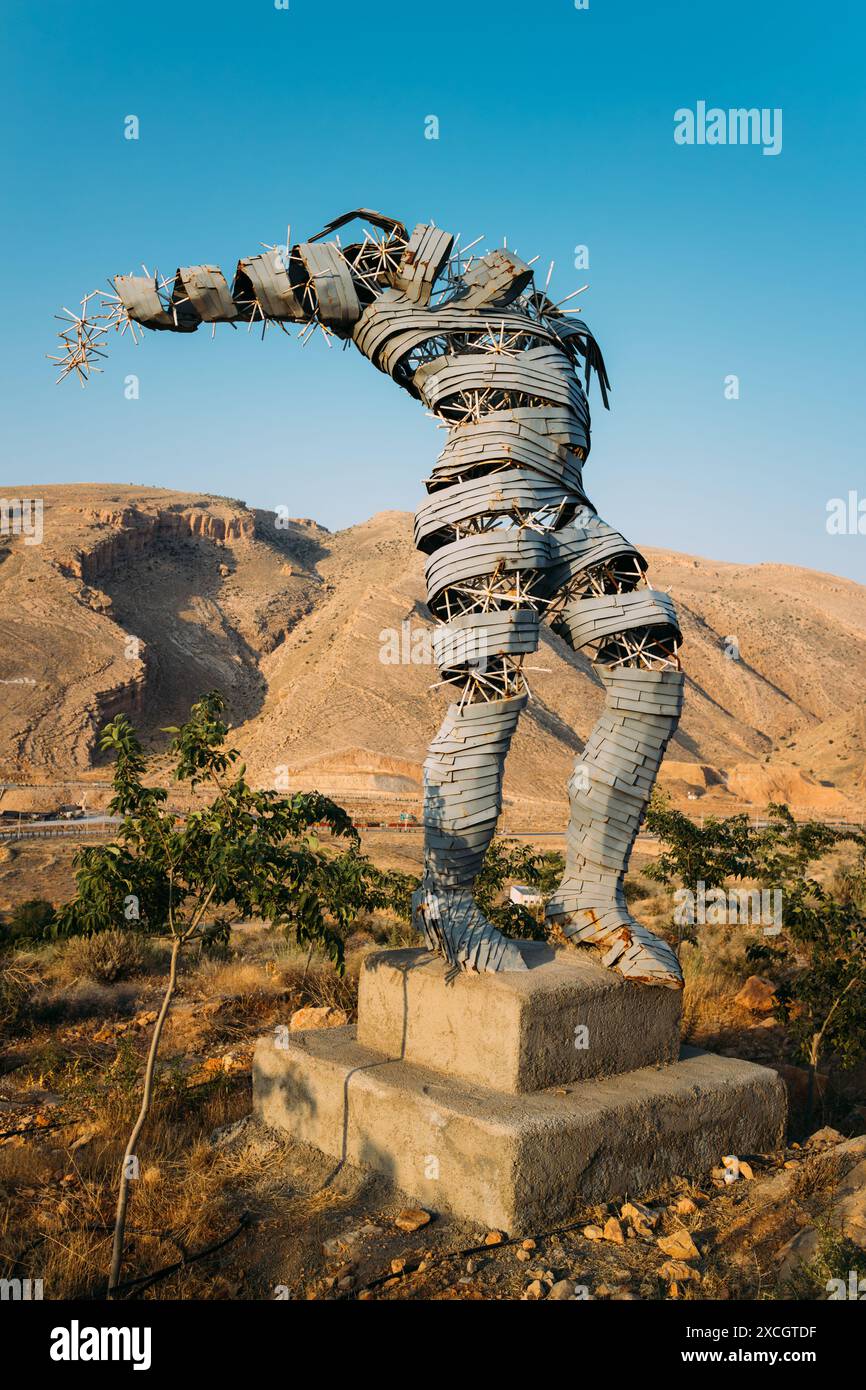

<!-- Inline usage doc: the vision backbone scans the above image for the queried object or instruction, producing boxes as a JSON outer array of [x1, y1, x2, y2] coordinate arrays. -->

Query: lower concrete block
[[253, 1026, 787, 1233]]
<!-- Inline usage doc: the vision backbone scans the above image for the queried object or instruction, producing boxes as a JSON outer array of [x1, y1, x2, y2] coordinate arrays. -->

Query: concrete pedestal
[[253, 946, 786, 1232], [357, 942, 682, 1091]]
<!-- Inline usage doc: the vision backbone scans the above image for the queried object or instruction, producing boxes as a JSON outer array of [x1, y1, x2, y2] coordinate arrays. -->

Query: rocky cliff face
[[0, 486, 323, 775], [61, 506, 256, 585]]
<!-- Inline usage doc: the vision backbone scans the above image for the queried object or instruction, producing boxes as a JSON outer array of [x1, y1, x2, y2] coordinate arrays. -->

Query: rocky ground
[[1, 893, 864, 1302], [225, 1119, 866, 1302]]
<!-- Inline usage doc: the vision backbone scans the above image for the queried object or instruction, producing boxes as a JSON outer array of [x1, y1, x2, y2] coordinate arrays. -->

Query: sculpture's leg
[[544, 515, 685, 987], [412, 608, 541, 973]]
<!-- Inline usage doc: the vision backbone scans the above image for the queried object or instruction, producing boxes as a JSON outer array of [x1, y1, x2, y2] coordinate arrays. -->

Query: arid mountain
[[1, 485, 864, 819]]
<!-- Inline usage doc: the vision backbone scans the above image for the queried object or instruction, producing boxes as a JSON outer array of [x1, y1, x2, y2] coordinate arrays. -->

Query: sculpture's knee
[[552, 589, 680, 662], [544, 516, 682, 669]]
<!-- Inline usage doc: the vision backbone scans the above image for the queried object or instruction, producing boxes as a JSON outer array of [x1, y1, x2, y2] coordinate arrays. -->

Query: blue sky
[[3, 0, 865, 581]]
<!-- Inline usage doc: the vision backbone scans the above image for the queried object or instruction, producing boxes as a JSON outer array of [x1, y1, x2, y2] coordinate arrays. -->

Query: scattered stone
[[734, 975, 777, 1013], [93, 1022, 126, 1044], [672, 1197, 698, 1216], [603, 1216, 625, 1245], [322, 1223, 380, 1257], [720, 1155, 755, 1182], [524, 1279, 544, 1300], [658, 1229, 700, 1260], [660, 1259, 701, 1283], [783, 1160, 800, 1170], [521, 1238, 536, 1250], [548, 1279, 576, 1300], [395, 1208, 431, 1234], [622, 1200, 658, 1224], [69, 1122, 100, 1153], [621, 1201, 658, 1236], [582, 1224, 604, 1241], [390, 1258, 406, 1275], [484, 1229, 505, 1246], [806, 1126, 844, 1148], [289, 1005, 348, 1032], [516, 1248, 531, 1262]]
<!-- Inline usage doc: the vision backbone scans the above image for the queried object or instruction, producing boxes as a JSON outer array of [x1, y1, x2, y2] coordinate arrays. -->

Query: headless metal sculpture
[[56, 209, 685, 987]]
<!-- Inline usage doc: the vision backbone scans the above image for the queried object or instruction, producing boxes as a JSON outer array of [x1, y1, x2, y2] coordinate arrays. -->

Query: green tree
[[748, 830, 866, 1114], [474, 839, 562, 940], [644, 794, 866, 1118], [643, 795, 755, 894], [56, 692, 375, 1296]]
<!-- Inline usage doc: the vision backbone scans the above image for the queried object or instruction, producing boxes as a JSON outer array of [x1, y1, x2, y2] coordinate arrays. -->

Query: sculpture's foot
[[547, 892, 683, 989], [412, 884, 528, 973]]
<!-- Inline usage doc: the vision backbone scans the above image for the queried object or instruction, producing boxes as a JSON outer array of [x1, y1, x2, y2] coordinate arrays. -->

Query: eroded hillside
[[1, 486, 864, 816]]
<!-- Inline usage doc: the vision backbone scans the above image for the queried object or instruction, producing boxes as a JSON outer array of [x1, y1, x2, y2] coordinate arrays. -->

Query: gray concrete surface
[[253, 1025, 787, 1232], [357, 944, 682, 1091]]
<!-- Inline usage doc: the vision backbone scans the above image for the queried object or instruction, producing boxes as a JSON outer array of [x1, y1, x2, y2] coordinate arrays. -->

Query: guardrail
[[0, 817, 120, 843], [2, 814, 862, 845]]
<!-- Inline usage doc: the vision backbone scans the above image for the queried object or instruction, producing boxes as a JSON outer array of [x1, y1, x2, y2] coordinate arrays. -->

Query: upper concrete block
[[357, 944, 682, 1093]]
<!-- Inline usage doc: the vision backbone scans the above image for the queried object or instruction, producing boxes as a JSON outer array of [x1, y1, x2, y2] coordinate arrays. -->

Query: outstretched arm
[[50, 208, 610, 408]]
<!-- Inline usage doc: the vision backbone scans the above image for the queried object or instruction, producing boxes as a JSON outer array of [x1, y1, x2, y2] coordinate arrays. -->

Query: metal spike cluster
[[47, 293, 110, 385]]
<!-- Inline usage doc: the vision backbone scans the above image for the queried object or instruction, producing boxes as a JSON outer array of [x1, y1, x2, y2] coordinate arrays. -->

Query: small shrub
[[190, 958, 282, 999], [61, 930, 149, 984], [1, 898, 56, 945], [0, 953, 43, 1033], [31, 980, 140, 1023], [781, 1219, 866, 1299]]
